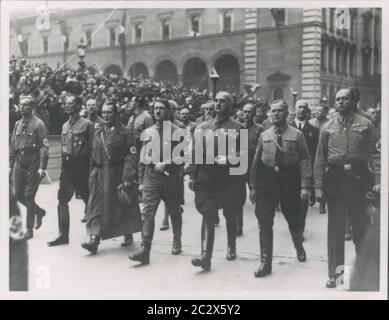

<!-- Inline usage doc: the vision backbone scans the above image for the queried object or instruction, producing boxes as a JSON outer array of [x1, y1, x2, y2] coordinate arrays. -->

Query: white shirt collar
[[295, 119, 306, 129]]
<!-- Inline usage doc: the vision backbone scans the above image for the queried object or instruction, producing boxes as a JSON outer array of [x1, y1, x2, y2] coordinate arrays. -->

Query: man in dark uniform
[[159, 100, 186, 232], [129, 99, 184, 265], [47, 95, 94, 246], [10, 95, 49, 239], [249, 99, 312, 277], [237, 103, 264, 236], [291, 100, 319, 239], [314, 88, 375, 288], [189, 91, 245, 271], [81, 101, 142, 254]]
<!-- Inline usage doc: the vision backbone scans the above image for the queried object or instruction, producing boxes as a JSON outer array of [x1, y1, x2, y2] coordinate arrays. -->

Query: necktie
[[298, 122, 302, 131], [275, 132, 283, 168]]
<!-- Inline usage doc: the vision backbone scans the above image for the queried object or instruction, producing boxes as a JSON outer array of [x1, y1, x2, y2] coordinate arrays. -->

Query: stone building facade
[[10, 7, 381, 108]]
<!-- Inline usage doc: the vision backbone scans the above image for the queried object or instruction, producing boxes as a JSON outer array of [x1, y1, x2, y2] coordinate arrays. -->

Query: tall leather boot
[[254, 228, 273, 277], [160, 205, 170, 231], [47, 205, 69, 246], [192, 223, 214, 271], [291, 229, 306, 262], [236, 206, 243, 236], [129, 217, 154, 264], [226, 217, 237, 260], [81, 235, 100, 254], [81, 205, 87, 223], [171, 210, 182, 255], [34, 203, 46, 230]]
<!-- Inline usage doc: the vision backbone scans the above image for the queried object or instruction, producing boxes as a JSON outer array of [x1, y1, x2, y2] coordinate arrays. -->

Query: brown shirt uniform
[[314, 112, 375, 190], [61, 117, 94, 161], [249, 125, 312, 190], [10, 115, 49, 170]]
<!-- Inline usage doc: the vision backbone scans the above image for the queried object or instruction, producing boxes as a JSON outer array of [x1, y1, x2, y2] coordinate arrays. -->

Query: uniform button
[[21, 151, 24, 155]]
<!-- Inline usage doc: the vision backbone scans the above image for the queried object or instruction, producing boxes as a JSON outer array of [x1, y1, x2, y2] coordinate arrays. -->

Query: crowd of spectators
[[9, 56, 268, 134]]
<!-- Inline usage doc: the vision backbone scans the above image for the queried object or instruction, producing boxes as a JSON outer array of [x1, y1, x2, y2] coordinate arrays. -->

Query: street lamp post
[[78, 38, 86, 70], [292, 90, 298, 108], [209, 68, 220, 100]]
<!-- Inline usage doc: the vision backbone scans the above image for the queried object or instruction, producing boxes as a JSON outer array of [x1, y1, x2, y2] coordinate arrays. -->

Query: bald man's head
[[215, 91, 233, 116], [295, 99, 310, 121]]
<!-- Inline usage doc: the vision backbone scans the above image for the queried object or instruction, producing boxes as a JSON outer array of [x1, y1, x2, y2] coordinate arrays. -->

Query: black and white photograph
[[1, 0, 387, 300]]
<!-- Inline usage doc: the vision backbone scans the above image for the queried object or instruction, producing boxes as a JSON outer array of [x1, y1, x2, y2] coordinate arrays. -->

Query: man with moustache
[[159, 103, 188, 232], [291, 100, 319, 239], [189, 91, 245, 271], [249, 99, 311, 277], [85, 98, 104, 128], [236, 103, 264, 236], [196, 101, 215, 124], [10, 95, 49, 239], [314, 88, 375, 288], [47, 95, 94, 246], [129, 99, 184, 265], [180, 107, 197, 134]]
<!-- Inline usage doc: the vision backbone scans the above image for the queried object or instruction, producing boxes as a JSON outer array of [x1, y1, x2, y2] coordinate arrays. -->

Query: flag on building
[[11, 19, 27, 57], [118, 11, 127, 69]]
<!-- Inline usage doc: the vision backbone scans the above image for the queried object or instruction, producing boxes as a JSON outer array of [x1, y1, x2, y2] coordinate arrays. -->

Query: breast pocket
[[283, 139, 298, 164], [352, 125, 368, 139], [327, 129, 343, 150], [72, 129, 89, 155], [262, 139, 273, 157], [25, 131, 38, 148]]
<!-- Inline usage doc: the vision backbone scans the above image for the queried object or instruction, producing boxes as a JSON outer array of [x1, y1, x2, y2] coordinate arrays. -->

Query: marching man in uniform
[[10, 95, 49, 239], [47, 95, 94, 246], [189, 91, 245, 271], [314, 88, 375, 288], [129, 99, 184, 265], [249, 99, 312, 277]]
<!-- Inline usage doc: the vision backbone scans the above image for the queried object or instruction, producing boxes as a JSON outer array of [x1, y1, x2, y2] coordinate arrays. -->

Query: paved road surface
[[20, 178, 358, 298]]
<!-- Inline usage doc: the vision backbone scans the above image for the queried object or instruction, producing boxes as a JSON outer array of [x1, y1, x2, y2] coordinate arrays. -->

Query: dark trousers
[[255, 165, 302, 264], [324, 167, 369, 278], [141, 167, 182, 248], [163, 166, 185, 223], [57, 156, 90, 237], [12, 154, 41, 230], [194, 167, 244, 247]]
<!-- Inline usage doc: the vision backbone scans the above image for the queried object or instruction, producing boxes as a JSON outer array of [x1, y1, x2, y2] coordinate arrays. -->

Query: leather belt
[[328, 163, 366, 172], [94, 162, 122, 169], [16, 148, 38, 155]]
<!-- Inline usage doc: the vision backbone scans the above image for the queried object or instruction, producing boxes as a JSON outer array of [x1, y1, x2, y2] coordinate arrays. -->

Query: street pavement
[[20, 178, 358, 298]]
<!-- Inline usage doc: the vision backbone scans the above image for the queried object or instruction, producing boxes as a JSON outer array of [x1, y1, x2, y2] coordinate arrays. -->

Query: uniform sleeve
[[297, 131, 312, 189], [122, 131, 138, 184], [366, 120, 375, 165], [88, 122, 95, 173], [9, 123, 18, 169], [37, 122, 49, 170], [144, 114, 154, 130], [248, 134, 263, 190], [313, 127, 329, 190], [187, 127, 202, 180]]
